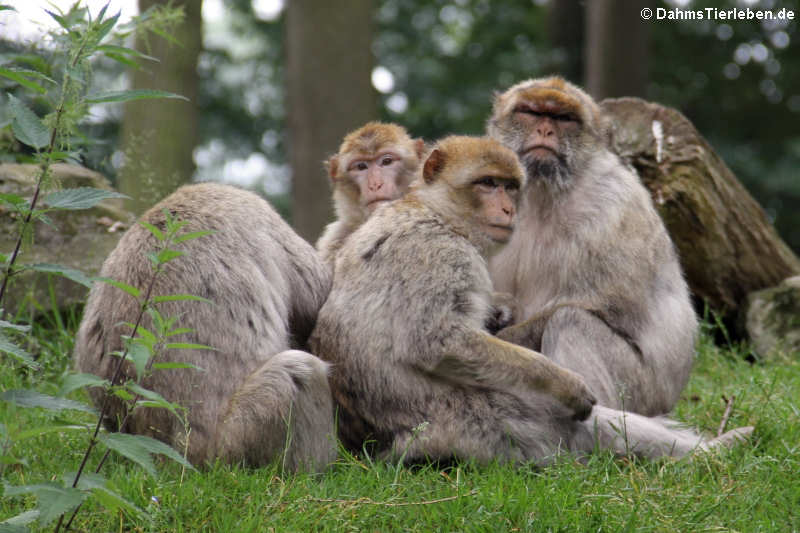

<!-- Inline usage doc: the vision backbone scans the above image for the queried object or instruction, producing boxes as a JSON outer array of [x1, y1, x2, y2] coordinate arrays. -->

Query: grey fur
[[310, 136, 746, 465], [487, 78, 697, 415], [74, 183, 336, 471]]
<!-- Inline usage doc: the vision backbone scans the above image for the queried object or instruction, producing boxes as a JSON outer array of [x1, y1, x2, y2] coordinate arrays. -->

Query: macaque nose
[[368, 170, 384, 191], [536, 120, 554, 137]]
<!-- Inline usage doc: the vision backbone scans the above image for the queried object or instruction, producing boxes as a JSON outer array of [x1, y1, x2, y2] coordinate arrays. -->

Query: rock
[[744, 276, 800, 359], [0, 163, 135, 315]]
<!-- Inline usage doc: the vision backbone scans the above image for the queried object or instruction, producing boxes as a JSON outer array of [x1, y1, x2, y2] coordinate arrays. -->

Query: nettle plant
[[0, 3, 211, 531]]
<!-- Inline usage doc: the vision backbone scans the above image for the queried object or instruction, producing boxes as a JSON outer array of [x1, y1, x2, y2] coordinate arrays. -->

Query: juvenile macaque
[[74, 183, 336, 471], [487, 77, 698, 416], [316, 122, 426, 265], [310, 136, 750, 464]]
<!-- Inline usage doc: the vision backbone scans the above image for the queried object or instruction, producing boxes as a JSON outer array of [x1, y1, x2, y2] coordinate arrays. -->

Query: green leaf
[[0, 192, 26, 208], [15, 424, 86, 441], [128, 325, 157, 346], [127, 341, 151, 380], [152, 361, 204, 371], [85, 89, 188, 104], [59, 372, 109, 396], [174, 230, 214, 243], [165, 327, 193, 337], [0, 67, 46, 94], [0, 510, 39, 532], [98, 278, 140, 298], [26, 263, 93, 287], [0, 389, 96, 414], [61, 471, 143, 516], [165, 342, 215, 351], [127, 383, 182, 418], [152, 294, 212, 305], [138, 221, 164, 241], [7, 94, 50, 150], [93, 11, 120, 45], [156, 249, 184, 264], [0, 332, 37, 369], [4, 482, 85, 527], [44, 9, 69, 31], [43, 187, 128, 210], [0, 320, 30, 333], [100, 433, 194, 476]]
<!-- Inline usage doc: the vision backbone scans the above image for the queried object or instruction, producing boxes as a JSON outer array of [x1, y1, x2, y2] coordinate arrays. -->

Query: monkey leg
[[541, 306, 653, 412], [213, 350, 336, 472], [384, 390, 578, 466]]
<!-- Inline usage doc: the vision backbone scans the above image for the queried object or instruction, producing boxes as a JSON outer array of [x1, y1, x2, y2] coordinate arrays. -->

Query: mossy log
[[601, 97, 800, 318]]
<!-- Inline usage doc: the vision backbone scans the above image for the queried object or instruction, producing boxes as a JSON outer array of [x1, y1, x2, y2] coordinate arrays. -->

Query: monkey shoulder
[[331, 204, 492, 323]]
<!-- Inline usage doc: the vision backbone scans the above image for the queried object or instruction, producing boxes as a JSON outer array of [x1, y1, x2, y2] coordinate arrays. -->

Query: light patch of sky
[[0, 1, 138, 42]]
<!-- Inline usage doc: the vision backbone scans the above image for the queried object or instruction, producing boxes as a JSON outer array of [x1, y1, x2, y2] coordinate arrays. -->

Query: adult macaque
[[316, 122, 426, 266], [487, 77, 697, 416], [74, 183, 336, 471], [310, 136, 750, 464]]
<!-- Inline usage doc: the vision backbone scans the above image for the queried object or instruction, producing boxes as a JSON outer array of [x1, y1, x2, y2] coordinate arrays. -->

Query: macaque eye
[[474, 176, 498, 188], [380, 156, 395, 166], [351, 161, 368, 171], [513, 105, 539, 116], [504, 180, 520, 192], [554, 113, 579, 122]]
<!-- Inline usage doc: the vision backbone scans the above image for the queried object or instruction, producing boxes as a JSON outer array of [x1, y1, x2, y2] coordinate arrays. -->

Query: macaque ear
[[326, 155, 339, 181], [413, 138, 426, 160], [422, 149, 445, 184]]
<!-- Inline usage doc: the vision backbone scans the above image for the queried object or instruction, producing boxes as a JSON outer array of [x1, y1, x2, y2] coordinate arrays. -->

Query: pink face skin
[[512, 100, 581, 163], [346, 151, 406, 212], [472, 176, 520, 243]]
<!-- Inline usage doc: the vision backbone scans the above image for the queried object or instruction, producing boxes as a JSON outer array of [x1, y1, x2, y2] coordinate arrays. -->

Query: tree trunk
[[286, 0, 376, 243], [584, 0, 651, 99], [546, 0, 584, 83], [118, 0, 203, 214], [601, 97, 800, 317]]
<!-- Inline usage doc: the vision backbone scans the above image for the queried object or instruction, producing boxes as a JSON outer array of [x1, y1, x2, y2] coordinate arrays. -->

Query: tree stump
[[601, 97, 800, 320]]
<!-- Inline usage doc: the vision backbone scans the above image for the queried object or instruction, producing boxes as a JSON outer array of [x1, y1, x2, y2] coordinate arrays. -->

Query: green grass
[[2, 317, 798, 532]]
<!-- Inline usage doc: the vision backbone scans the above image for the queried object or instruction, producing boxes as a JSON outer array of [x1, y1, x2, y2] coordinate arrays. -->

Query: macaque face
[[510, 97, 582, 182], [345, 151, 405, 212], [472, 176, 520, 243]]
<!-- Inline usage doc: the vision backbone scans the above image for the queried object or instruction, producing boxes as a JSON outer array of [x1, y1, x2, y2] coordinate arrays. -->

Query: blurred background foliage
[[1, 0, 798, 249]]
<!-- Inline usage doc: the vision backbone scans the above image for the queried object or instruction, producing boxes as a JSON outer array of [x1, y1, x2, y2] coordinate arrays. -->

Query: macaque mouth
[[366, 198, 393, 208], [487, 224, 515, 237], [521, 144, 558, 157]]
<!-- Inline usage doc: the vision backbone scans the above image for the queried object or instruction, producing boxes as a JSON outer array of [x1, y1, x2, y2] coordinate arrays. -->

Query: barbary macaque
[[487, 76, 698, 416], [316, 122, 426, 266], [310, 136, 751, 464], [74, 183, 336, 471]]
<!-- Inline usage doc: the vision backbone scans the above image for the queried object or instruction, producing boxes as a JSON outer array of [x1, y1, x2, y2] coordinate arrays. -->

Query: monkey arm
[[496, 302, 598, 351], [427, 329, 595, 420]]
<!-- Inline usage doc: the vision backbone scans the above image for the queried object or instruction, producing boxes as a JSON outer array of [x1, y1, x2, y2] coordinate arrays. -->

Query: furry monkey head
[[412, 136, 526, 255], [487, 76, 610, 191]]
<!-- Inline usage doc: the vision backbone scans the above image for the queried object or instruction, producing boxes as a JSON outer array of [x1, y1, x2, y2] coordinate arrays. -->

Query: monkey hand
[[486, 292, 517, 334], [553, 368, 596, 421]]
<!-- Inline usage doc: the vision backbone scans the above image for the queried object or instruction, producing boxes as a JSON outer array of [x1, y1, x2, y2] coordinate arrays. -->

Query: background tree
[[118, 0, 202, 214], [286, 0, 376, 242], [585, 0, 653, 99]]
